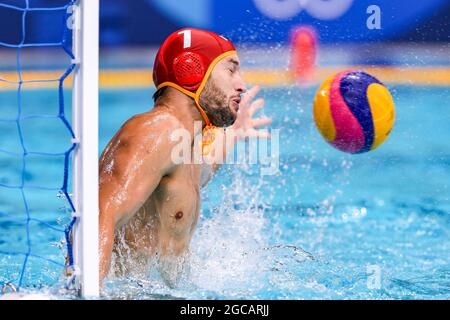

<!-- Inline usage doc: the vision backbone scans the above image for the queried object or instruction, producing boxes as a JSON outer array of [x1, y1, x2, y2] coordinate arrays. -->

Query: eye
[[228, 68, 234, 73]]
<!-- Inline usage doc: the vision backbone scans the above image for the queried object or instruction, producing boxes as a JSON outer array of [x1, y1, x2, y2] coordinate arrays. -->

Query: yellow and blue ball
[[313, 70, 395, 154]]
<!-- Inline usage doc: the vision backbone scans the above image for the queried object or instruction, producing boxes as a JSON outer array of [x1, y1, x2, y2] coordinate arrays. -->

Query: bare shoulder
[[122, 107, 182, 138], [107, 107, 185, 154], [100, 107, 182, 176]]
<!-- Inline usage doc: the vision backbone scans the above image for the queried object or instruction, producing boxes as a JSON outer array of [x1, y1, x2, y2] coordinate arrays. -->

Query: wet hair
[[153, 87, 168, 102]]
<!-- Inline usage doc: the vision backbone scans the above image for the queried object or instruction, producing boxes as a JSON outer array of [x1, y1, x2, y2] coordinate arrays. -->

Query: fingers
[[240, 85, 260, 107], [249, 98, 265, 116], [252, 117, 272, 128]]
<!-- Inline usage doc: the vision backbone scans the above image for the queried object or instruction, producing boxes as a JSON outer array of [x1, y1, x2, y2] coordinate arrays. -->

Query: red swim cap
[[153, 28, 236, 126]]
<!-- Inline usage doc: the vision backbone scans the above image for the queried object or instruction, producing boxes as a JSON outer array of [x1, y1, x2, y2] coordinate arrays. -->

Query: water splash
[[100, 165, 315, 299]]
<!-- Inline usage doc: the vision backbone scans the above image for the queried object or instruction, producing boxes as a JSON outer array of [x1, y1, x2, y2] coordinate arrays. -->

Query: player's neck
[[155, 87, 205, 136]]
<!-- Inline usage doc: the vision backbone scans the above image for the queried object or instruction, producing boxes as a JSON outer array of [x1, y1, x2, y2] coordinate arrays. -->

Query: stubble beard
[[199, 78, 236, 127]]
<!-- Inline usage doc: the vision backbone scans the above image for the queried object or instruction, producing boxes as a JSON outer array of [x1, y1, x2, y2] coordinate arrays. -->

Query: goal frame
[[71, 0, 100, 298]]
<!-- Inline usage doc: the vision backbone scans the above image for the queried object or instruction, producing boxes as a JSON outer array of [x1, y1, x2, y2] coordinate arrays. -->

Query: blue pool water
[[0, 84, 449, 299]]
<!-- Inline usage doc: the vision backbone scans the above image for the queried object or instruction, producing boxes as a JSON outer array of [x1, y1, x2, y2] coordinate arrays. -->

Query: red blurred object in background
[[290, 26, 317, 84]]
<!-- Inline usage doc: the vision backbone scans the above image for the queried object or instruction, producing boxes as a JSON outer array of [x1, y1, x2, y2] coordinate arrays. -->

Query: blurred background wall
[[0, 0, 449, 46], [0, 0, 448, 87]]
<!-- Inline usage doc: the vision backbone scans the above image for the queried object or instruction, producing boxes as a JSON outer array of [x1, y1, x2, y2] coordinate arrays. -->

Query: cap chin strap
[[157, 50, 237, 155], [157, 81, 212, 128]]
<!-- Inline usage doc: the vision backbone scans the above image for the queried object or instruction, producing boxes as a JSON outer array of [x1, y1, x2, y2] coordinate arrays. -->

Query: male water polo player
[[98, 28, 272, 285]]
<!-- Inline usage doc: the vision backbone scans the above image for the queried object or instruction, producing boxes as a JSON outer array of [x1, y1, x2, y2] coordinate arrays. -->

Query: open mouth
[[231, 97, 241, 111]]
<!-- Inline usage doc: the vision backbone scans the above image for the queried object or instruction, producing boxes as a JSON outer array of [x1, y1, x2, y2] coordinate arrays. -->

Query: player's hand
[[230, 85, 272, 140]]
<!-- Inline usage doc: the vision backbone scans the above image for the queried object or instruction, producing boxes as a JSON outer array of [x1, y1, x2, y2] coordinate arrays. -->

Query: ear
[[173, 52, 205, 90]]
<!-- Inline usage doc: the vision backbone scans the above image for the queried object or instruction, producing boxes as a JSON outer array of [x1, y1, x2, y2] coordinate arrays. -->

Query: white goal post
[[71, 0, 100, 298]]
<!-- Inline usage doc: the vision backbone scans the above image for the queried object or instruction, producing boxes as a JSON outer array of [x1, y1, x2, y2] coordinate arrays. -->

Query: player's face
[[199, 54, 246, 127]]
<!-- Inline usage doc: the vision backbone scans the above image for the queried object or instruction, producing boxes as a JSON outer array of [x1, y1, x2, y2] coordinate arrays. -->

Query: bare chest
[[116, 164, 202, 250], [153, 163, 202, 212]]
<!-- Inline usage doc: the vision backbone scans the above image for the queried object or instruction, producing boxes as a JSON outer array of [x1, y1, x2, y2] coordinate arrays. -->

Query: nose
[[235, 74, 247, 94]]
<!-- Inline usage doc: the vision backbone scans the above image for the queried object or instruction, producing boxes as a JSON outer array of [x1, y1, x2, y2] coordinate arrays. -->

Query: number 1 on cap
[[178, 30, 192, 49]]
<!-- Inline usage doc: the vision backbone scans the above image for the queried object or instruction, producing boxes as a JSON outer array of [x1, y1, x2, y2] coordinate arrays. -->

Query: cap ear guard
[[173, 52, 205, 91]]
